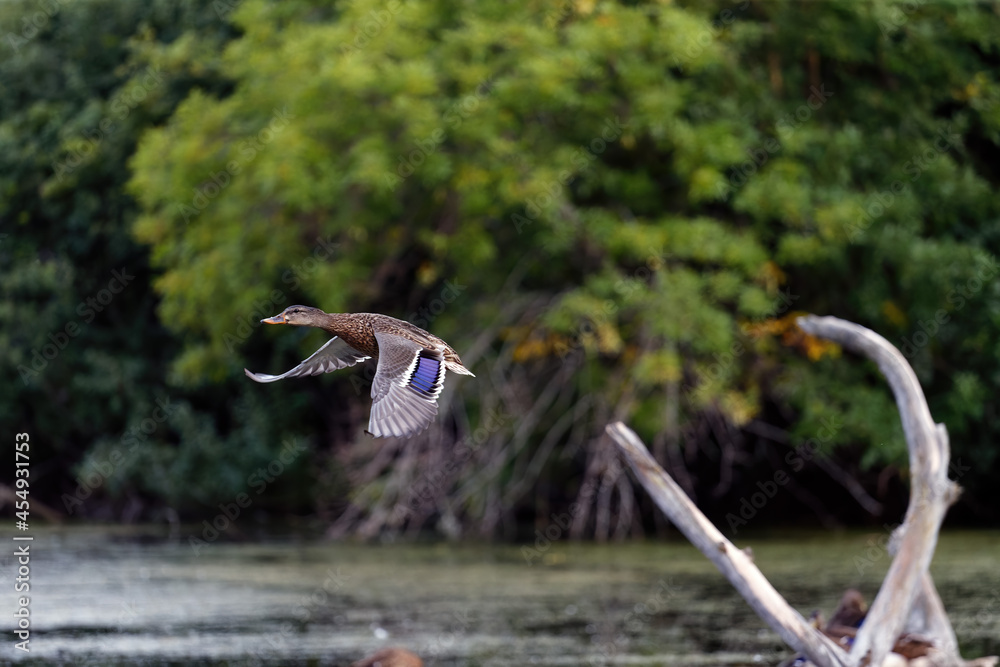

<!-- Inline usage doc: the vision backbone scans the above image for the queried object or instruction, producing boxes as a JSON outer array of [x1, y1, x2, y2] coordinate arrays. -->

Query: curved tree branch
[[606, 315, 987, 667], [797, 316, 960, 667]]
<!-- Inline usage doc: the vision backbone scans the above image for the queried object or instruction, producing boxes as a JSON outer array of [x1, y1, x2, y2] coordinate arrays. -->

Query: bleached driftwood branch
[[607, 315, 987, 667], [607, 421, 849, 667], [796, 316, 959, 666]]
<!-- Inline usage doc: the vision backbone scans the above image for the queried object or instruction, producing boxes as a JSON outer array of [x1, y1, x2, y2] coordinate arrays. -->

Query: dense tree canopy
[[4, 0, 999, 537]]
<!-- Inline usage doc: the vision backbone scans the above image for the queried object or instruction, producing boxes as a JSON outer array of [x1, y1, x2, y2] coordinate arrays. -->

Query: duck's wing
[[245, 337, 370, 383], [367, 331, 446, 438]]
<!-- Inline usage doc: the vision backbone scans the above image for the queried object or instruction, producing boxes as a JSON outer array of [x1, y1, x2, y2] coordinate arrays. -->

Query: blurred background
[[4, 0, 999, 539], [3, 0, 1000, 664]]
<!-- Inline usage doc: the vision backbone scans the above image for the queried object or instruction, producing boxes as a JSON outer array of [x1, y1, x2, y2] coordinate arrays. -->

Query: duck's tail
[[446, 360, 475, 377], [443, 348, 475, 377]]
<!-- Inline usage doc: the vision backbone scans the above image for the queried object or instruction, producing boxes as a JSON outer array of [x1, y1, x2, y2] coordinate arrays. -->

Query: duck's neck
[[315, 311, 348, 334], [316, 312, 377, 356]]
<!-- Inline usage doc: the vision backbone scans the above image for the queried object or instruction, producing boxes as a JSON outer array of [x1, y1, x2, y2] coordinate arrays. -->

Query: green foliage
[[0, 0, 313, 517], [4, 0, 999, 531]]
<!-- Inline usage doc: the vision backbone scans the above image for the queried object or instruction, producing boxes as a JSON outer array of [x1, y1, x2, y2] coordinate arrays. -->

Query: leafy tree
[[128, 0, 1000, 533], [4, 0, 998, 536], [0, 0, 314, 520]]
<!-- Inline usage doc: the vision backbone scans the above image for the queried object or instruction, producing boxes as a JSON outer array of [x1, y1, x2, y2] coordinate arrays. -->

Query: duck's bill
[[260, 314, 286, 324]]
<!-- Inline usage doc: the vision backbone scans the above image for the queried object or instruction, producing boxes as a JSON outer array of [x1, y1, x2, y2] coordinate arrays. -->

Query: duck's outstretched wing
[[245, 337, 370, 383], [367, 332, 446, 438]]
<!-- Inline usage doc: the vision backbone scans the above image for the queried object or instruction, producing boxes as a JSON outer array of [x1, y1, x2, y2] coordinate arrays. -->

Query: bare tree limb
[[796, 316, 960, 667], [745, 420, 884, 516], [606, 421, 850, 667], [605, 315, 995, 667]]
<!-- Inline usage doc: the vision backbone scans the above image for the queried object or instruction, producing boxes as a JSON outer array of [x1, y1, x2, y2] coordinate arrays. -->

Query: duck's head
[[261, 305, 327, 327]]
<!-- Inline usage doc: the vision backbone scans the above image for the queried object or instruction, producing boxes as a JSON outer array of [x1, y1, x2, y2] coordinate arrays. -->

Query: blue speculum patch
[[410, 355, 440, 394]]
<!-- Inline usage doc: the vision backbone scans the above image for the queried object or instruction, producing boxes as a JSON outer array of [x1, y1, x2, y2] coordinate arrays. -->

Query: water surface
[[2, 526, 997, 665]]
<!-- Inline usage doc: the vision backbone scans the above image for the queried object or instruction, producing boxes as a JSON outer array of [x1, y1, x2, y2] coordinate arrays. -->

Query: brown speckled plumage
[[245, 306, 473, 438], [313, 310, 470, 373]]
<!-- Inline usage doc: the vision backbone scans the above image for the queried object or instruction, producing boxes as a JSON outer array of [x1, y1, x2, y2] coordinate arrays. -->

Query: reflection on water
[[1, 526, 997, 665]]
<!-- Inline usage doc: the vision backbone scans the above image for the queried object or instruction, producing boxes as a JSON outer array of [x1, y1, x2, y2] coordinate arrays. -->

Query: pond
[[2, 526, 997, 665]]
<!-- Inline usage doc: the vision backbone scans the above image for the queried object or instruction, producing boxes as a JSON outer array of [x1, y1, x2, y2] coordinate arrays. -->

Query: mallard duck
[[779, 589, 936, 667], [245, 306, 474, 438], [824, 588, 868, 646], [350, 647, 423, 667]]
